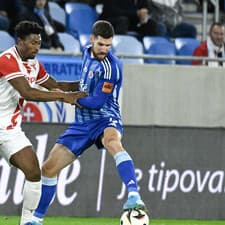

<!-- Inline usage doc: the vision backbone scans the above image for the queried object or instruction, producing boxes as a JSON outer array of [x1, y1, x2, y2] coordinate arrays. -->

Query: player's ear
[[90, 35, 95, 44], [17, 37, 26, 47], [17, 37, 23, 45]]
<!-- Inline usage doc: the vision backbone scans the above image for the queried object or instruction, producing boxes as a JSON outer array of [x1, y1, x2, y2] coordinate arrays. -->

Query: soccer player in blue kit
[[30, 20, 145, 225]]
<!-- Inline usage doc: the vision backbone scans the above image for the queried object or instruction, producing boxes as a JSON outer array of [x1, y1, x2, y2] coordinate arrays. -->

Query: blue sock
[[114, 151, 138, 193], [34, 176, 57, 219]]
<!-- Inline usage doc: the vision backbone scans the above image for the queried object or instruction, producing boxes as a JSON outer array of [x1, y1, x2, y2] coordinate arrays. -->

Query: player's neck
[[15, 45, 27, 61]]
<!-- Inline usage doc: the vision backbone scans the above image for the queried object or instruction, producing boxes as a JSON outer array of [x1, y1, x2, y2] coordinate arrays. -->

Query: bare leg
[[42, 143, 76, 178]]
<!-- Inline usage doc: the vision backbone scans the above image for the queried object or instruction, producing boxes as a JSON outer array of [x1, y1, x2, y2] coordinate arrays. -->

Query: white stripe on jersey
[[101, 60, 108, 79], [116, 64, 120, 81], [36, 73, 50, 84], [104, 57, 112, 80], [101, 58, 112, 80], [5, 72, 24, 80]]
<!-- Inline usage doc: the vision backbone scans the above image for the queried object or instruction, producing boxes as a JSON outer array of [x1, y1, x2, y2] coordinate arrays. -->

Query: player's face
[[36, 0, 47, 9], [90, 35, 112, 60], [210, 25, 225, 47], [18, 34, 41, 59]]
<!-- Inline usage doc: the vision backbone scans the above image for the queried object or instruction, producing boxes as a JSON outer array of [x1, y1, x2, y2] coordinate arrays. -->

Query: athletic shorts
[[56, 117, 123, 157], [0, 128, 32, 164]]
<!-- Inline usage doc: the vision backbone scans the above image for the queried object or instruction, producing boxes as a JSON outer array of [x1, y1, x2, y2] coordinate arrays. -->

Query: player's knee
[[25, 167, 41, 181], [104, 138, 114, 149], [42, 164, 57, 177], [104, 138, 122, 152]]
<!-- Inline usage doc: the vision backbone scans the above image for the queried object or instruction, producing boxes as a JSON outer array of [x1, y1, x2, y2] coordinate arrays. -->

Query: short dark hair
[[15, 21, 43, 39], [209, 22, 225, 33], [92, 20, 114, 39]]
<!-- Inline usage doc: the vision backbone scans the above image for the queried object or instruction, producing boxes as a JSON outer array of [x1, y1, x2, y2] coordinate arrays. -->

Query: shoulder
[[0, 48, 19, 69], [0, 49, 23, 79], [0, 48, 16, 63], [100, 52, 122, 81], [200, 40, 207, 48], [105, 51, 122, 68], [193, 41, 207, 56]]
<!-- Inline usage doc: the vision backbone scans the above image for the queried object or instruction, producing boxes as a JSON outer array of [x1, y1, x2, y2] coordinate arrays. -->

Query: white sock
[[32, 216, 43, 224], [128, 191, 139, 198], [20, 180, 41, 225]]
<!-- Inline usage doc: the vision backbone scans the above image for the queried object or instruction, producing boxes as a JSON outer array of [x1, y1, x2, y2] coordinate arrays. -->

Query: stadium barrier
[[1, 123, 225, 219]]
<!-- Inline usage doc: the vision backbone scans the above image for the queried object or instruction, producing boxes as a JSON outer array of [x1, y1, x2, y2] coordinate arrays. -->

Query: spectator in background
[[91, 0, 167, 38], [192, 22, 225, 67], [20, 0, 64, 51], [149, 0, 197, 39], [0, 0, 24, 34]]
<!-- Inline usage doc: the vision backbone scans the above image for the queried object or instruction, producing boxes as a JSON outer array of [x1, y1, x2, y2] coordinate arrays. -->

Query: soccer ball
[[120, 209, 149, 225]]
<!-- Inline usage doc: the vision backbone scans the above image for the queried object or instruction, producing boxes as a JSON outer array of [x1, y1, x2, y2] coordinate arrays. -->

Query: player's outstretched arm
[[9, 76, 87, 104], [40, 76, 80, 92]]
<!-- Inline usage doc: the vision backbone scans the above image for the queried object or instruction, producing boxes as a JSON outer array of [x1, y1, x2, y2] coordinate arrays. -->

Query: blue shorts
[[56, 117, 123, 157]]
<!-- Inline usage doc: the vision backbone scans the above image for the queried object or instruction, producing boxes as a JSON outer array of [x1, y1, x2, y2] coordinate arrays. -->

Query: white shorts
[[0, 127, 32, 164]]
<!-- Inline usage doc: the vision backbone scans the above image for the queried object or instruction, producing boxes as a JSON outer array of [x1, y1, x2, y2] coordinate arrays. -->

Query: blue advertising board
[[37, 54, 82, 81]]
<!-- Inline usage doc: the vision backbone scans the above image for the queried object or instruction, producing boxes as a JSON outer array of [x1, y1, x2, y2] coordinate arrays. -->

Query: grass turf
[[1, 216, 225, 225]]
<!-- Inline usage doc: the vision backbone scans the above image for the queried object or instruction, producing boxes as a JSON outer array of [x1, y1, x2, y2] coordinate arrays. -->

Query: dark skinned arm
[[41, 76, 80, 92], [9, 76, 87, 104]]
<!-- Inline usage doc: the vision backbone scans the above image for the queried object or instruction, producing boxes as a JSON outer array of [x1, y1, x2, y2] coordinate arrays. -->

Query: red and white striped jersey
[[0, 46, 49, 130]]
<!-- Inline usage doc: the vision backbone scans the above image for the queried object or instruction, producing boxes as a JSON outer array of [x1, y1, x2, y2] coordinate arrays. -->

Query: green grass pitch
[[1, 216, 225, 225]]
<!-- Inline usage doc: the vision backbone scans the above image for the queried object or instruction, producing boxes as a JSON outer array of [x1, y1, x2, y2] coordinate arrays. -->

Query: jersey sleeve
[[36, 61, 49, 84], [0, 53, 24, 80], [77, 80, 110, 109]]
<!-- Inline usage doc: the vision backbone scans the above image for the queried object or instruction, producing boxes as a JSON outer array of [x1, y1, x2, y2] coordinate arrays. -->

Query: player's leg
[[102, 127, 145, 210], [10, 146, 41, 225], [33, 122, 93, 224], [32, 143, 76, 225], [0, 129, 42, 225]]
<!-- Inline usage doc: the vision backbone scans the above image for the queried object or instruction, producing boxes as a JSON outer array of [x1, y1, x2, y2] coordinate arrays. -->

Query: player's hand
[[63, 91, 88, 105], [74, 100, 83, 108]]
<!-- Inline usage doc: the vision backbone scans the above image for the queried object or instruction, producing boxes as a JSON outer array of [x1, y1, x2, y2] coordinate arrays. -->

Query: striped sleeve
[[36, 61, 50, 84], [101, 57, 113, 81]]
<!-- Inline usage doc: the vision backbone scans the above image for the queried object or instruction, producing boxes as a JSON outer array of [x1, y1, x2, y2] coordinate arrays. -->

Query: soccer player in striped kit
[[31, 20, 145, 225]]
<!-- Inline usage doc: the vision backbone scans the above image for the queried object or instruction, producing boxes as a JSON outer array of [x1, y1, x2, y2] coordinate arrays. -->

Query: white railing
[[116, 53, 225, 64], [38, 49, 225, 64]]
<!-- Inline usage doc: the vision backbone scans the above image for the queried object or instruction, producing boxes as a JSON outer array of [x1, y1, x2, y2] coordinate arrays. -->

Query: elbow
[[19, 88, 37, 101], [93, 104, 103, 110], [23, 96, 34, 101], [80, 101, 104, 110], [78, 96, 106, 110], [93, 102, 106, 110], [20, 91, 32, 100]]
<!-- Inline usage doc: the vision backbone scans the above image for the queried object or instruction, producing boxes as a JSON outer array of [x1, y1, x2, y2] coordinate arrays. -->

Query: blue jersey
[[76, 46, 123, 123]]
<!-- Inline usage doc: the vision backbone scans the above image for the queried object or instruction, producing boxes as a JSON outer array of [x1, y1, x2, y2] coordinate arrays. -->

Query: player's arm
[[41, 76, 80, 91], [9, 76, 87, 104], [77, 79, 113, 110]]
